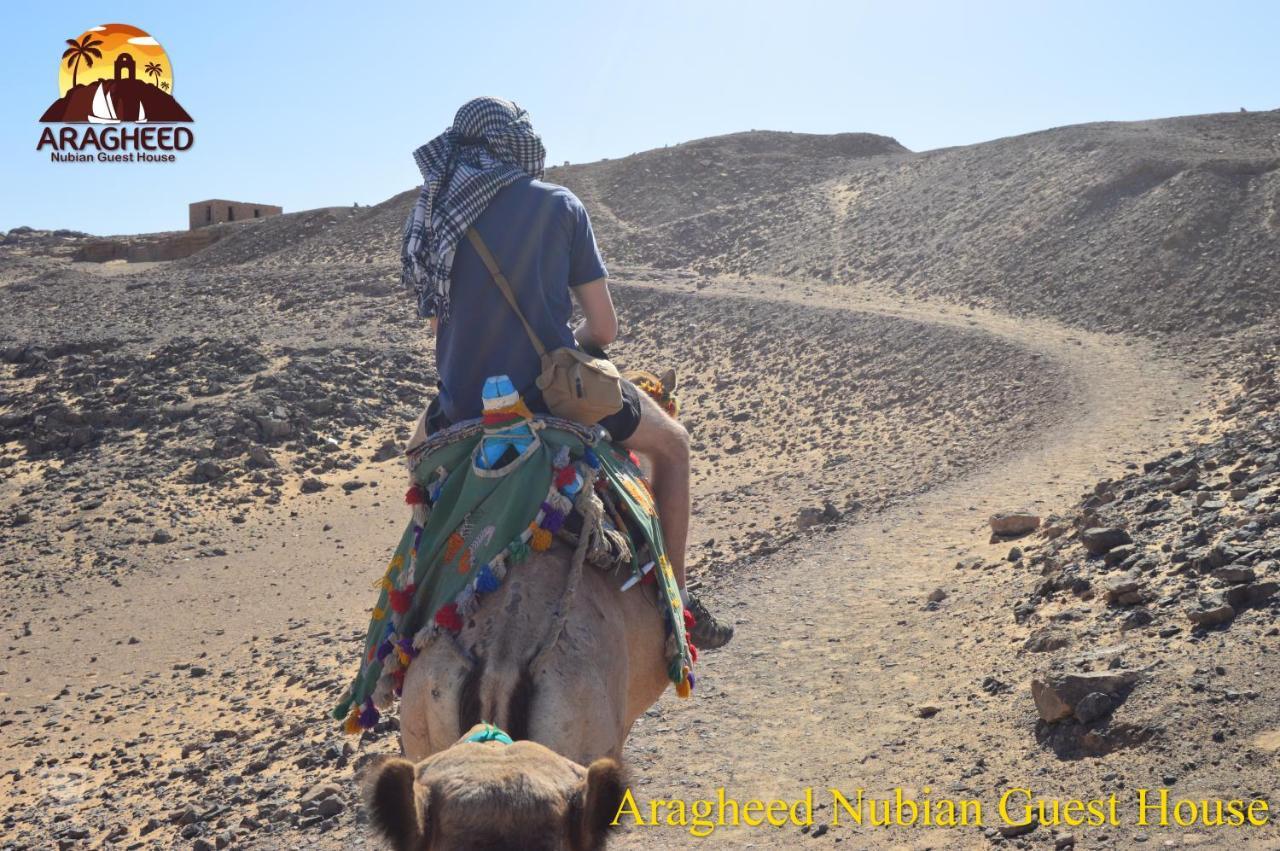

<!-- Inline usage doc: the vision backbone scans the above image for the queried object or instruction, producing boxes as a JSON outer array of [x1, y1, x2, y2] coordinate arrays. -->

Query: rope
[[528, 466, 601, 675], [405, 415, 602, 467]]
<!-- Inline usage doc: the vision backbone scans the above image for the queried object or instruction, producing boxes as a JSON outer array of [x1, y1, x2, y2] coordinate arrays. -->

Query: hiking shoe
[[686, 595, 734, 650]]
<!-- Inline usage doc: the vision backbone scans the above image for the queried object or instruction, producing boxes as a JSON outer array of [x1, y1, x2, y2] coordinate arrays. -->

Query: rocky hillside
[[164, 113, 1280, 338], [979, 331, 1280, 766], [565, 113, 1280, 337]]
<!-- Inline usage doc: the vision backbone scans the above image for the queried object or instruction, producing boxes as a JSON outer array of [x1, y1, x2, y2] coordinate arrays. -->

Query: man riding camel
[[401, 96, 733, 650]]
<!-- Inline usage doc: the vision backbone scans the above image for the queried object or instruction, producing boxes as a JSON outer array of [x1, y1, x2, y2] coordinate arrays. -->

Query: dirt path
[[1, 273, 1211, 849], [612, 276, 1211, 849]]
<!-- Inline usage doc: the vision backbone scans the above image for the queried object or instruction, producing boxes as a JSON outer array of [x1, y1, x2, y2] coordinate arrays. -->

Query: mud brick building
[[189, 199, 283, 229]]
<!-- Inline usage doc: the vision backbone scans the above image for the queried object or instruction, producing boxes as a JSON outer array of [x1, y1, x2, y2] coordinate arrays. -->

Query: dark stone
[[1074, 691, 1115, 724], [1081, 527, 1132, 556]]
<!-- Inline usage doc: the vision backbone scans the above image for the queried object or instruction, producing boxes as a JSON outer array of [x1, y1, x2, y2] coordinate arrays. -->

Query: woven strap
[[465, 228, 548, 359]]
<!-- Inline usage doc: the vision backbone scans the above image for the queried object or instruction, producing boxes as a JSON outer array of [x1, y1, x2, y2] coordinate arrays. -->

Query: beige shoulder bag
[[465, 228, 624, 424]]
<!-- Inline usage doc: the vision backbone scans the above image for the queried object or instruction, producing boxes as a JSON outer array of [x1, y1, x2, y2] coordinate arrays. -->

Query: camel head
[[363, 725, 627, 851]]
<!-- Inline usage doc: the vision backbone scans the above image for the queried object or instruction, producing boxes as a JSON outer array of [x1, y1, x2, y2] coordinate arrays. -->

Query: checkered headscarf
[[401, 97, 546, 322]]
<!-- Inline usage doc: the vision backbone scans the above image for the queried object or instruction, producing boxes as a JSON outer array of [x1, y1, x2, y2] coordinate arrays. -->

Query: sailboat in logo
[[87, 81, 148, 123], [41, 39, 191, 124]]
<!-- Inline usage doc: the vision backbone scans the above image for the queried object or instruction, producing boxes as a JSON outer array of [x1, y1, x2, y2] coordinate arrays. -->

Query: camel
[[364, 725, 627, 851], [366, 389, 681, 847], [396, 540, 672, 766]]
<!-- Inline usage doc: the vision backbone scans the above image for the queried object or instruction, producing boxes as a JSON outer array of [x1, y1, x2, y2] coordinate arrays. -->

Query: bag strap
[[465, 228, 548, 359]]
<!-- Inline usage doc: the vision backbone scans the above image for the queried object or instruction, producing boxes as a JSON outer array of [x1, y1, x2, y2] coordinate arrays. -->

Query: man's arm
[[571, 278, 618, 350]]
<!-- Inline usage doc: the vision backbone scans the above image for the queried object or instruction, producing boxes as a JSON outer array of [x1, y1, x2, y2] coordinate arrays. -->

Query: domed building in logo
[[40, 23, 192, 123]]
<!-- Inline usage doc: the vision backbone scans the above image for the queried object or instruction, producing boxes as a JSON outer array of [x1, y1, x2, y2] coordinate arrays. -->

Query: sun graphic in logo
[[41, 24, 192, 123]]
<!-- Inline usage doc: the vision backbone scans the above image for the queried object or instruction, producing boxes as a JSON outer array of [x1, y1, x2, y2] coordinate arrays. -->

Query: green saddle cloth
[[332, 417, 695, 733]]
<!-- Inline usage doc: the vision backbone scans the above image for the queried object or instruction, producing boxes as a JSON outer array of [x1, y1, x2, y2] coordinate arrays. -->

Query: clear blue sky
[[1, 1, 1275, 235]]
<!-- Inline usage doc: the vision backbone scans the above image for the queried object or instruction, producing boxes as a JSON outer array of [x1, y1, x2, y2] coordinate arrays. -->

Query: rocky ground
[[2, 111, 1280, 850], [1007, 336, 1280, 761]]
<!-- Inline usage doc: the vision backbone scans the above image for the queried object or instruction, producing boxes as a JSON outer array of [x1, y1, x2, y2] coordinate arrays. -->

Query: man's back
[[435, 177, 607, 422]]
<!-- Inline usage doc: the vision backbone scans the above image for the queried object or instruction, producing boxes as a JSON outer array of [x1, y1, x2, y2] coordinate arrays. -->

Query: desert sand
[[2, 110, 1280, 850]]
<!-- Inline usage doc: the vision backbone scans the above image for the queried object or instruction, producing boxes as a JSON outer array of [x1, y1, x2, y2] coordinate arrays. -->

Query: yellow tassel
[[343, 708, 362, 734], [530, 526, 552, 551], [372, 606, 386, 620], [373, 554, 404, 588], [675, 667, 692, 699], [397, 649, 411, 667]]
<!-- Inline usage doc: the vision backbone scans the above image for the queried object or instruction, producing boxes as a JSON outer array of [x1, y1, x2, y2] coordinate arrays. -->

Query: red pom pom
[[688, 642, 699, 663], [405, 485, 426, 505], [628, 450, 641, 466], [554, 465, 577, 489], [683, 607, 696, 631], [389, 583, 416, 615], [434, 602, 462, 632], [391, 668, 406, 694]]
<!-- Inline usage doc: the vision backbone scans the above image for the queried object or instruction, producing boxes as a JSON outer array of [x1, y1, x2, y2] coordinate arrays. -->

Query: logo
[[36, 23, 194, 163]]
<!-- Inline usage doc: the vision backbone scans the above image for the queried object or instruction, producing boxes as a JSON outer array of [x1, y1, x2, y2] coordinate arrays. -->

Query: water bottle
[[477, 375, 534, 470]]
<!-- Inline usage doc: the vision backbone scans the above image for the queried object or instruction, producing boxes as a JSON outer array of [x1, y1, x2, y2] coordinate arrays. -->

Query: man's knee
[[656, 420, 690, 467]]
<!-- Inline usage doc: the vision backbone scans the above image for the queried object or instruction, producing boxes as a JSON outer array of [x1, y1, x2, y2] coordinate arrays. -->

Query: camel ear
[[572, 758, 627, 850], [658, 368, 677, 392], [363, 756, 427, 851]]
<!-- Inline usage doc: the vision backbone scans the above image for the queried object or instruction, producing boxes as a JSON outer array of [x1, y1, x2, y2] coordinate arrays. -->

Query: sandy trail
[[612, 276, 1208, 849], [0, 274, 1208, 849]]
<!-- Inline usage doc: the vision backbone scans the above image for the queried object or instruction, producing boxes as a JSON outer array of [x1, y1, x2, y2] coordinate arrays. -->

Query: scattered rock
[[1104, 575, 1145, 606], [1073, 691, 1114, 724], [300, 477, 327, 494], [1031, 670, 1140, 723], [1080, 526, 1132, 556], [1186, 602, 1235, 627], [317, 796, 346, 818], [999, 819, 1038, 838], [1023, 628, 1072, 653], [1120, 608, 1154, 632], [1211, 566, 1255, 584], [301, 782, 343, 805], [795, 500, 841, 530], [1103, 543, 1137, 567], [192, 459, 225, 483], [247, 445, 277, 468], [990, 511, 1040, 536], [371, 439, 401, 462], [256, 415, 293, 441]]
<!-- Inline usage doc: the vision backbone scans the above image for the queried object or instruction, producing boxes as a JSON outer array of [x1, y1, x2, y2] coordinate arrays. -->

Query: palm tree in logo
[[160, 81, 170, 92], [144, 61, 163, 87], [62, 34, 104, 88]]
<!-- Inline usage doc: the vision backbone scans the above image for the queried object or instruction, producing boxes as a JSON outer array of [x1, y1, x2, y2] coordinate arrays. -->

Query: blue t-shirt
[[436, 178, 608, 422]]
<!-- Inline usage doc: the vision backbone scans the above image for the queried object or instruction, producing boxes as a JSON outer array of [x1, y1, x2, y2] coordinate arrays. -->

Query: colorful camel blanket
[[332, 416, 695, 733]]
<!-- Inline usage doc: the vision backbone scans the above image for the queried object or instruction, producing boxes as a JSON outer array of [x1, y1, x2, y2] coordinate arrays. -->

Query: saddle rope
[[528, 465, 602, 675]]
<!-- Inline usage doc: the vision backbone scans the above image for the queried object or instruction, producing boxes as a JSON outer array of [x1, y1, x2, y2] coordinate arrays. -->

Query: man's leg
[[621, 390, 733, 649], [621, 390, 691, 587]]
